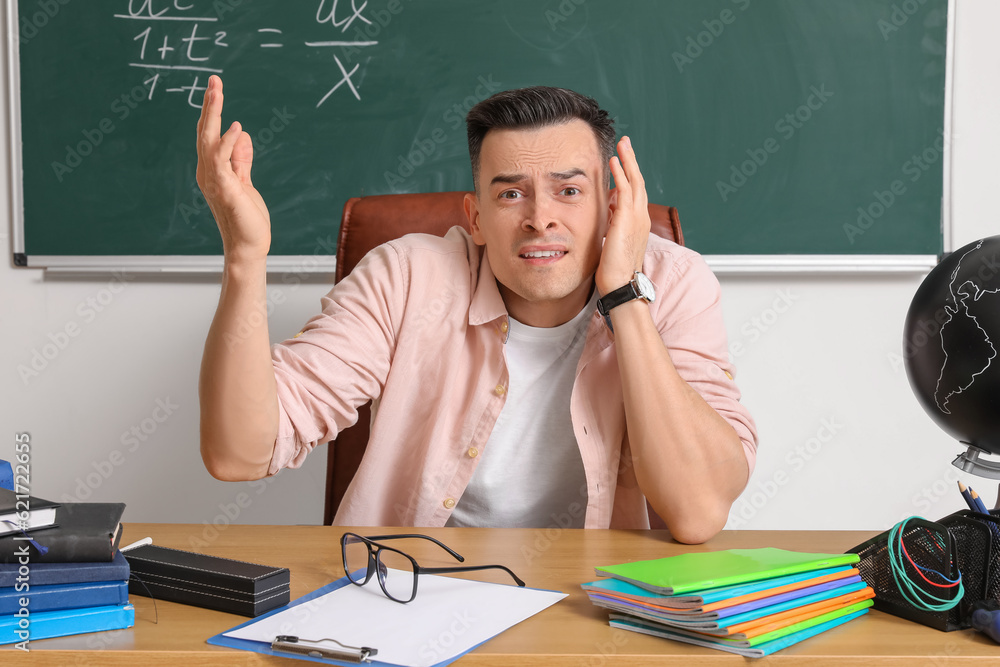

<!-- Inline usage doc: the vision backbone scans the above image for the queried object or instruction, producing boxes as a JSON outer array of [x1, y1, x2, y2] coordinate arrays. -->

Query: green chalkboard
[[12, 0, 947, 265]]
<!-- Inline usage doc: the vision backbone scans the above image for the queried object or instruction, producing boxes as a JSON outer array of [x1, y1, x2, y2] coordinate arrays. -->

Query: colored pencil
[[958, 481, 978, 512], [969, 486, 991, 514]]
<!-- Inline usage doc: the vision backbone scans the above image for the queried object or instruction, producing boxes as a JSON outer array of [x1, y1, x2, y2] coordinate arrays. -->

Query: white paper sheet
[[224, 569, 566, 667]]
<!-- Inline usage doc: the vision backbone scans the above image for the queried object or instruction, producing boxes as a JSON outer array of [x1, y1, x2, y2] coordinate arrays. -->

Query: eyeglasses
[[341, 532, 525, 603]]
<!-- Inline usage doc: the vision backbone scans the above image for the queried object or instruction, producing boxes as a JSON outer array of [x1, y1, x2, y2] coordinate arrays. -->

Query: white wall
[[1, 1, 997, 534], [721, 0, 1000, 530]]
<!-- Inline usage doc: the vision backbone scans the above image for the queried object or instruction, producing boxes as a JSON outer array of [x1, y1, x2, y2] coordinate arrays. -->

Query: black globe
[[904, 236, 1000, 456]]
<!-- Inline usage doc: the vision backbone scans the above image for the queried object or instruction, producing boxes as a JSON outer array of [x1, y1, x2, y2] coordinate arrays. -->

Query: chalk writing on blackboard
[[113, 0, 381, 109]]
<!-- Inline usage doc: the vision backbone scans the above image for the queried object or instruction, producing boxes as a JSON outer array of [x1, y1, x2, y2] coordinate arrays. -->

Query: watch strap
[[597, 281, 640, 333], [597, 282, 639, 318]]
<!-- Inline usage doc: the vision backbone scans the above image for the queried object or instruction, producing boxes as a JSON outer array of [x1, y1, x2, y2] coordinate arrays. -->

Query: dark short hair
[[466, 86, 615, 193]]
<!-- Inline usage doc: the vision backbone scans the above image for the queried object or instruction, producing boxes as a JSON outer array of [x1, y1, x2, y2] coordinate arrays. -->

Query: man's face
[[465, 120, 612, 327]]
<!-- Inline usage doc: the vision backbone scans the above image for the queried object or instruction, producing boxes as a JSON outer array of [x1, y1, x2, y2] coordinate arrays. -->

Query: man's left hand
[[597, 136, 651, 296]]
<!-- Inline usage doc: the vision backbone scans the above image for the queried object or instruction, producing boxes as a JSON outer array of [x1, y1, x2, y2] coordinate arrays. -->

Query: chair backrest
[[324, 191, 683, 525]]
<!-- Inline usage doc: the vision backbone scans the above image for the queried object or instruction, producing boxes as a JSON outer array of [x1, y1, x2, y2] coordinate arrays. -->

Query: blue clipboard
[[207, 574, 488, 667]]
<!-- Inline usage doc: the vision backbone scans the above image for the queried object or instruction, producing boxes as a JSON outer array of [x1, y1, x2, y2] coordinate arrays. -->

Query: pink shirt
[[270, 227, 757, 528]]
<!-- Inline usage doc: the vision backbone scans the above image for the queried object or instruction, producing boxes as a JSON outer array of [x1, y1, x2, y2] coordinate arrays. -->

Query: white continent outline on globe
[[934, 240, 999, 414]]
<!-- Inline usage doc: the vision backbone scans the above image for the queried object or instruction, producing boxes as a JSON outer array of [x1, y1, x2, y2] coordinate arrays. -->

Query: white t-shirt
[[446, 295, 595, 528]]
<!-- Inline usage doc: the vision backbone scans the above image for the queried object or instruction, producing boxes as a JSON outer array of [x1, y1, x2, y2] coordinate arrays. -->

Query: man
[[197, 76, 756, 543]]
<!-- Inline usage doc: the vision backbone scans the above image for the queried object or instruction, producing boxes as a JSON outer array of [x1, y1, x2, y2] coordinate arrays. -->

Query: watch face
[[634, 272, 656, 302]]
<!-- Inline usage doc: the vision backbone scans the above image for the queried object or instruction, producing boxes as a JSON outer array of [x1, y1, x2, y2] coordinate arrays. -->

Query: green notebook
[[595, 548, 860, 596]]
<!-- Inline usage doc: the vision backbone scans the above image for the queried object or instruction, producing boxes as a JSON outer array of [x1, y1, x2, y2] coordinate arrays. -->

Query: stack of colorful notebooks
[[0, 490, 134, 645], [583, 548, 874, 658]]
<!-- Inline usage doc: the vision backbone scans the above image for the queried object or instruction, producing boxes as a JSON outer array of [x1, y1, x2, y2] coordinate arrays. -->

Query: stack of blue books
[[0, 551, 134, 645], [0, 491, 134, 647]]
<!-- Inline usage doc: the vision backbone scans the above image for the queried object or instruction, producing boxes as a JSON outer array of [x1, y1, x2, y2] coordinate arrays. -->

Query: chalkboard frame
[[7, 1, 953, 274]]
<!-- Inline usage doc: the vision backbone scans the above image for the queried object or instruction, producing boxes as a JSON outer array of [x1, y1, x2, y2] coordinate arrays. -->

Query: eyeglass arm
[[418, 563, 525, 587], [360, 533, 466, 562]]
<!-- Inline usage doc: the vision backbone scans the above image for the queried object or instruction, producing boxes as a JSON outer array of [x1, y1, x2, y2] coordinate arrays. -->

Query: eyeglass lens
[[343, 535, 417, 602]]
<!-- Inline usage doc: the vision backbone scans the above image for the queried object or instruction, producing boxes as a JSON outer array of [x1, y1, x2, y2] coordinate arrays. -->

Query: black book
[[0, 502, 124, 563], [0, 488, 59, 537]]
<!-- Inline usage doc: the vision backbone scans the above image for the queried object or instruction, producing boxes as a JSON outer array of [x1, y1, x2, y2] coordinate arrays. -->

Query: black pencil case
[[124, 544, 290, 617]]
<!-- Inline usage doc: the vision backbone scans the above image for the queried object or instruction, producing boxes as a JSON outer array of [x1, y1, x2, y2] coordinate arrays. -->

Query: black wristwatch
[[597, 271, 656, 333]]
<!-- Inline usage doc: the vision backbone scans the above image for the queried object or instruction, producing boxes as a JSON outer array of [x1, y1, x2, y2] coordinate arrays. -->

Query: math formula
[[113, 0, 384, 109]]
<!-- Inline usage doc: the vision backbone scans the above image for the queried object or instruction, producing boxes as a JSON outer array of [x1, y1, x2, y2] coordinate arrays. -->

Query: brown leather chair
[[324, 191, 684, 526]]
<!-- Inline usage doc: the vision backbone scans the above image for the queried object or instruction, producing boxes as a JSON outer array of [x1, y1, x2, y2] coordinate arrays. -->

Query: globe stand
[[953, 444, 1000, 480]]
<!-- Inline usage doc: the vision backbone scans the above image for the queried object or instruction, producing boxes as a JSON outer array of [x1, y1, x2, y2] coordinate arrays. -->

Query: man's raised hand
[[597, 136, 651, 296], [196, 75, 271, 263]]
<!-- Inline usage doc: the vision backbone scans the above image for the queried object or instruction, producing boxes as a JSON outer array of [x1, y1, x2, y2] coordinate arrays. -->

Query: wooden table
[[3, 524, 999, 665]]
